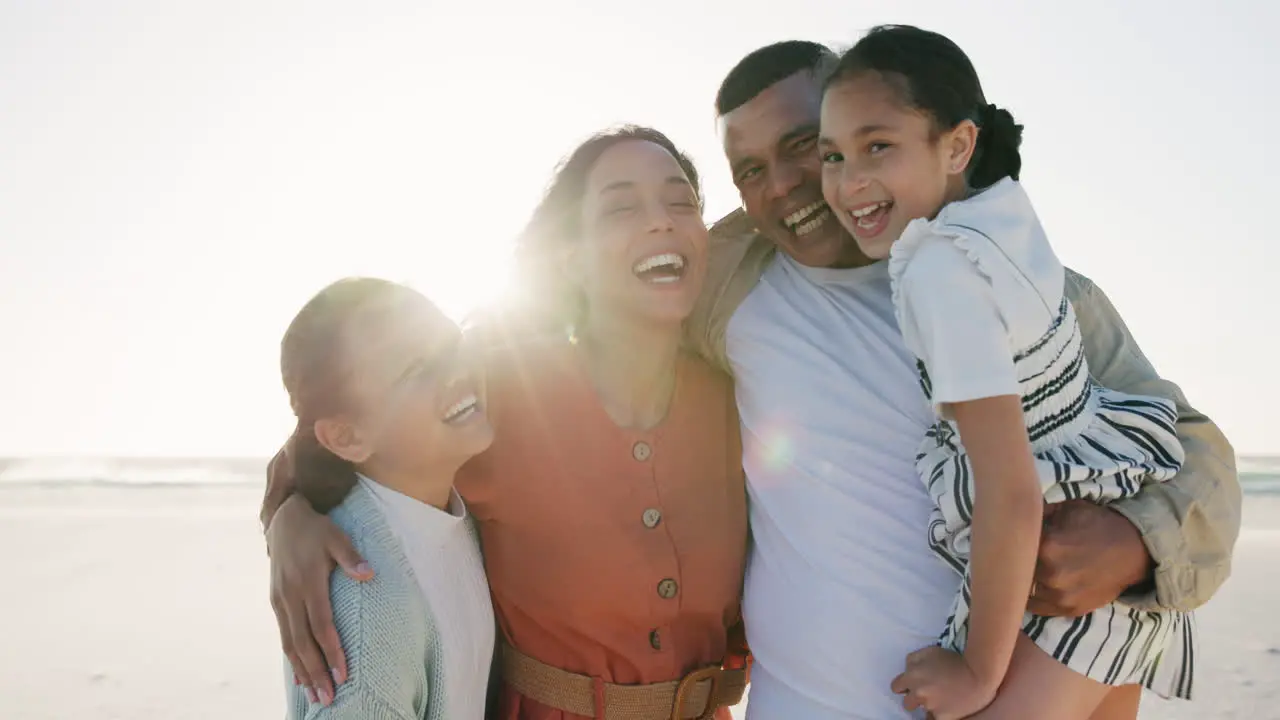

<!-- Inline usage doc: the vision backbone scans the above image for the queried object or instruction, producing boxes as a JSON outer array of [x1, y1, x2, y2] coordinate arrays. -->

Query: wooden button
[[642, 508, 662, 529], [649, 629, 662, 650], [632, 441, 652, 461], [657, 578, 678, 599]]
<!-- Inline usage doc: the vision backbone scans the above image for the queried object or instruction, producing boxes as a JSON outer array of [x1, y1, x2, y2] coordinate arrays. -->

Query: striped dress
[[888, 178, 1196, 700]]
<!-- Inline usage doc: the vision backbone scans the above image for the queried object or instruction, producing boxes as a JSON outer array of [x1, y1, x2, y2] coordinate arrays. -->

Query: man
[[684, 41, 1239, 718]]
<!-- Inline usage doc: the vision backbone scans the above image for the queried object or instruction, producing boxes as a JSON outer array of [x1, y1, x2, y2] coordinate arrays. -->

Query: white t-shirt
[[728, 256, 956, 720], [358, 475, 494, 720]]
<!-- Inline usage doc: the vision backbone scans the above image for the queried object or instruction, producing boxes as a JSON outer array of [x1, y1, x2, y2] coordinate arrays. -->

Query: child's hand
[[890, 646, 996, 720]]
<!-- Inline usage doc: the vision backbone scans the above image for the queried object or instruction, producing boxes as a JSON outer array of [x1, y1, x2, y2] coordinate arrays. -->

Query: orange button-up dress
[[456, 335, 749, 720]]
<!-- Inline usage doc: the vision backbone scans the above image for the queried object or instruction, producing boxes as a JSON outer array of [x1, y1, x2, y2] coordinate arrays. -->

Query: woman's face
[[818, 73, 975, 261], [331, 289, 493, 473], [572, 139, 709, 326]]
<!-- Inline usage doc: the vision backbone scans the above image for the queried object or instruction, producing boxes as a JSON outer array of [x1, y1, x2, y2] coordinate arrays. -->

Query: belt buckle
[[672, 666, 722, 720]]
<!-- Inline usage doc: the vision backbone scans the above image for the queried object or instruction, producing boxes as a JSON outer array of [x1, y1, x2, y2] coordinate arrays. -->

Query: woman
[[277, 278, 496, 719], [262, 126, 750, 719]]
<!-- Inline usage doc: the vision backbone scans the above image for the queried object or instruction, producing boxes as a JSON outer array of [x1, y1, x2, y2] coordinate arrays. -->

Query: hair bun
[[971, 103, 1024, 188]]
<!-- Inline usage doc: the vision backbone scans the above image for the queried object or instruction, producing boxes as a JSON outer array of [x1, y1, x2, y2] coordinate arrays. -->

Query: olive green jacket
[[684, 209, 1241, 612]]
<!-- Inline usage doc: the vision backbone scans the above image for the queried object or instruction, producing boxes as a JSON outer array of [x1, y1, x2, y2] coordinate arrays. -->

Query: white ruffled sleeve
[[891, 232, 1020, 408]]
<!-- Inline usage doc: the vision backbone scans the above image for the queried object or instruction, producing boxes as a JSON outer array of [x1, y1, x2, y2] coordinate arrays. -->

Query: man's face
[[720, 70, 871, 269]]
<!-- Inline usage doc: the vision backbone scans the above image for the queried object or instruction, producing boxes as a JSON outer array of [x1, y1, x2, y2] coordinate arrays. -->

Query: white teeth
[[852, 201, 890, 218], [795, 209, 830, 236], [632, 253, 686, 274], [784, 201, 826, 228], [442, 394, 478, 422]]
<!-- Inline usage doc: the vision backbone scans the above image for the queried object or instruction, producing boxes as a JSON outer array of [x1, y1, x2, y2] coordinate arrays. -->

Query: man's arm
[[261, 434, 373, 703], [261, 439, 297, 532], [684, 209, 775, 374], [1067, 269, 1240, 611]]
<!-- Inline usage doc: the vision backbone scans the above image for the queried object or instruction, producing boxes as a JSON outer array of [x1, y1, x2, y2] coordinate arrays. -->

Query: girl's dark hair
[[823, 25, 1023, 189], [513, 125, 702, 329], [280, 277, 406, 512]]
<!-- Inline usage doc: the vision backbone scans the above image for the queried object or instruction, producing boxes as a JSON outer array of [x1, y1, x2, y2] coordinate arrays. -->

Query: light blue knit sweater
[[284, 483, 448, 720]]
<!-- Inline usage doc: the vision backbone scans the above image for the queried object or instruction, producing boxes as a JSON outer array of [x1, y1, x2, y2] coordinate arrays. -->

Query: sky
[[1, 0, 1276, 457]]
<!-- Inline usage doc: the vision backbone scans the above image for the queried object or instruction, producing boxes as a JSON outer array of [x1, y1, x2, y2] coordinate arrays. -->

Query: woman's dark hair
[[822, 25, 1023, 189], [280, 277, 406, 512], [513, 125, 702, 329]]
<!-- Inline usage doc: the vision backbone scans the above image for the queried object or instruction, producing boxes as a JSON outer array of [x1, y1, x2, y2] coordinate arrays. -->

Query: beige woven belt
[[500, 642, 747, 720]]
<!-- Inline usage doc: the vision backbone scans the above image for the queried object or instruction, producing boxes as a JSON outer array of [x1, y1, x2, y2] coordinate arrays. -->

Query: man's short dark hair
[[715, 40, 835, 116]]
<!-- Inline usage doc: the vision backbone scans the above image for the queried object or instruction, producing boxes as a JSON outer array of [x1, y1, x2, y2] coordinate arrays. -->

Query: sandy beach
[[1, 484, 1275, 720]]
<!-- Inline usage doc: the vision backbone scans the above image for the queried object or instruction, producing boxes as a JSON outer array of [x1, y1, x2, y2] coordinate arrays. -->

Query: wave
[[1239, 454, 1280, 474], [2, 456, 1278, 494], [1236, 455, 1280, 495], [0, 457, 265, 488], [1241, 472, 1280, 495]]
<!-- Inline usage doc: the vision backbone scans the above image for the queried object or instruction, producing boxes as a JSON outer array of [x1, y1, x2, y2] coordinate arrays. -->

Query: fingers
[[1038, 503, 1088, 553], [1032, 551, 1076, 597], [1033, 543, 1077, 598], [903, 688, 925, 712], [1036, 525, 1065, 566], [891, 671, 925, 711], [329, 533, 373, 582], [307, 581, 348, 688], [314, 533, 364, 687], [287, 589, 334, 704], [272, 590, 306, 689], [891, 670, 911, 695], [275, 587, 328, 704], [265, 501, 353, 706], [1027, 567, 1063, 614], [1027, 580, 1086, 617], [892, 660, 929, 713]]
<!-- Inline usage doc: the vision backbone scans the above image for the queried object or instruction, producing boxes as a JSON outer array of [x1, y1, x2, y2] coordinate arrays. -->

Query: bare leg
[[1088, 685, 1140, 720], [969, 634, 1110, 720]]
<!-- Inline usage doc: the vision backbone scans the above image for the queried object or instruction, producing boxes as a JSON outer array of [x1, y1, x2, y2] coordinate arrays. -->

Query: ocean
[[2, 454, 1275, 720], [1, 455, 1278, 493]]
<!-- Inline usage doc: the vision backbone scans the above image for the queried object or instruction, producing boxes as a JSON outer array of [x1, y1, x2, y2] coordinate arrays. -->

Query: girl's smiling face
[[333, 289, 493, 474], [818, 71, 977, 260]]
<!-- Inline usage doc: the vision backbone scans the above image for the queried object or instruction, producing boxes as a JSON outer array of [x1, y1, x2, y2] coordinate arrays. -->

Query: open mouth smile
[[847, 200, 893, 239], [782, 201, 834, 237], [631, 252, 687, 284], [441, 394, 480, 424]]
